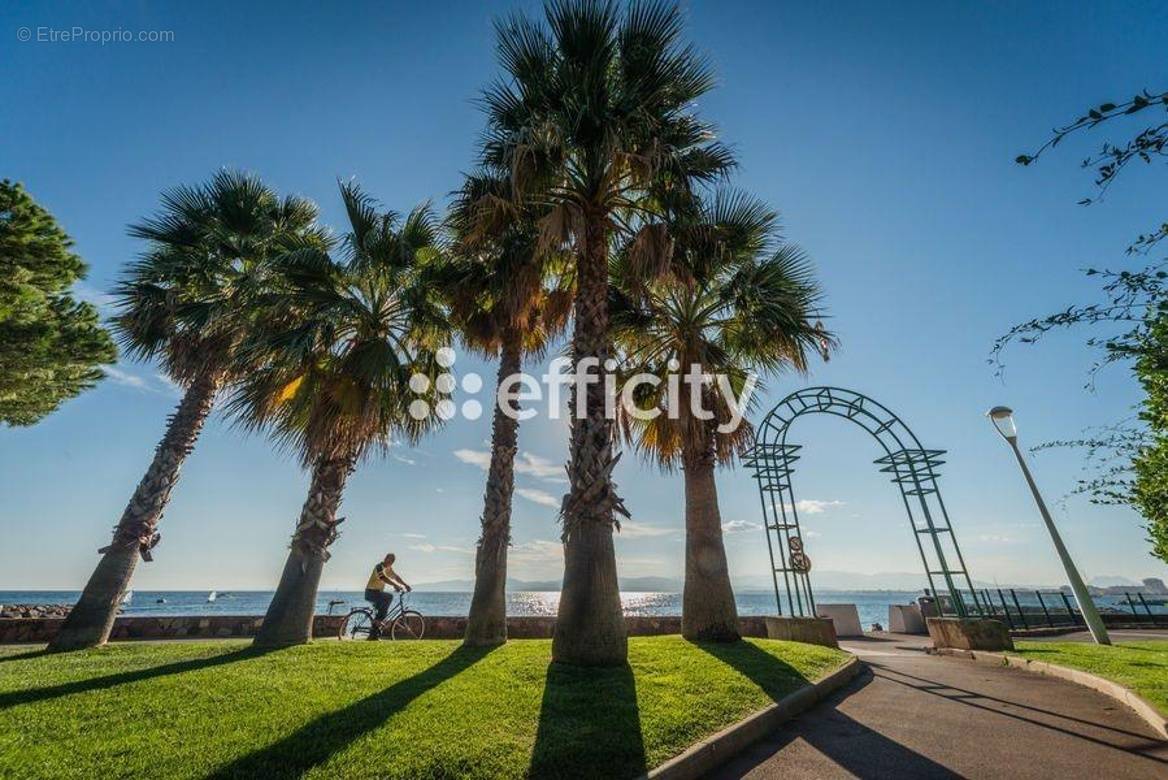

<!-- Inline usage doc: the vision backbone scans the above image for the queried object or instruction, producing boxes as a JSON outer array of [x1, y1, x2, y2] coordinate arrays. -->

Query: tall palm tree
[[480, 0, 735, 665], [612, 191, 834, 641], [441, 173, 573, 647], [50, 172, 323, 651], [229, 182, 446, 648]]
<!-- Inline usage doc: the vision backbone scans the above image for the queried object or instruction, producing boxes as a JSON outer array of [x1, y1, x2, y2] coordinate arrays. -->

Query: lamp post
[[986, 406, 1111, 645]]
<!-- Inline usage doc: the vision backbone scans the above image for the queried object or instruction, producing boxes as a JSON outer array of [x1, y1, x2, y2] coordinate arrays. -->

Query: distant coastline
[[5, 588, 1164, 628]]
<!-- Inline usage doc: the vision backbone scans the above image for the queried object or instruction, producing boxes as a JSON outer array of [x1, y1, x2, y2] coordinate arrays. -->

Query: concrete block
[[926, 617, 1013, 651], [764, 616, 839, 648], [816, 604, 863, 637], [889, 604, 926, 634]]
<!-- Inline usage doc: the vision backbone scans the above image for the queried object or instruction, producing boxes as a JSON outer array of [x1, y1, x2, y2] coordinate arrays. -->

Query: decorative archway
[[744, 387, 983, 619]]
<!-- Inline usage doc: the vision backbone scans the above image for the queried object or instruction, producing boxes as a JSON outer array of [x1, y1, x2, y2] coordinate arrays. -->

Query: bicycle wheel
[[390, 610, 425, 640], [339, 608, 375, 640]]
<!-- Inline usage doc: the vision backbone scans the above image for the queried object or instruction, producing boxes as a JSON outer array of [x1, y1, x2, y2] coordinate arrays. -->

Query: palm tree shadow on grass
[[527, 661, 646, 780], [208, 644, 497, 779], [690, 639, 813, 700], [0, 646, 268, 709], [693, 640, 958, 777], [0, 648, 52, 666]]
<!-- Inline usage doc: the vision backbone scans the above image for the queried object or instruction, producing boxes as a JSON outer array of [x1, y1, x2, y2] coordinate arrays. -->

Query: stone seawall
[[0, 614, 771, 644]]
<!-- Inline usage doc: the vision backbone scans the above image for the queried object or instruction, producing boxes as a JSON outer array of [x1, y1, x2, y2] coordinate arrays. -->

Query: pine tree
[[0, 180, 115, 426]]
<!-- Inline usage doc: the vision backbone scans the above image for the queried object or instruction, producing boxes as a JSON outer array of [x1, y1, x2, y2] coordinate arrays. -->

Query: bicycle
[[338, 591, 426, 640]]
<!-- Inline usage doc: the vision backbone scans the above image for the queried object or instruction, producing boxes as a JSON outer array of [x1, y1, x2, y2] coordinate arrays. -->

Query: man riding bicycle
[[365, 552, 411, 638]]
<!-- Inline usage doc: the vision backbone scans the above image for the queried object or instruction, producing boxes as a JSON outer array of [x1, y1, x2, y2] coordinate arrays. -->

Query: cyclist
[[365, 552, 411, 639]]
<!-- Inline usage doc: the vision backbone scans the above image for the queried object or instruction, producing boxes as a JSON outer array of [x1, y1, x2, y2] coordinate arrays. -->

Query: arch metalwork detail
[[744, 387, 983, 619]]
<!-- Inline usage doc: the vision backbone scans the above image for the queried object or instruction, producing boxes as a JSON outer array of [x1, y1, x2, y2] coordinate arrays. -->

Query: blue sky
[[2, 0, 1167, 591]]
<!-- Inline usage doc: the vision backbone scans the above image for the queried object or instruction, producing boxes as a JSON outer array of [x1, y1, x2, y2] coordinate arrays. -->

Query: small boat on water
[[121, 590, 133, 605], [206, 590, 218, 603]]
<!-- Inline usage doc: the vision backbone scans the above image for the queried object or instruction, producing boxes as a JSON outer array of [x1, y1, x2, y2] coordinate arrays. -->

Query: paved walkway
[[708, 631, 1168, 779]]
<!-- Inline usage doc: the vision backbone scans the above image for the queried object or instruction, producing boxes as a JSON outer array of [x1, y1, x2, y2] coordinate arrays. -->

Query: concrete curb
[[644, 656, 863, 780], [934, 647, 1168, 740]]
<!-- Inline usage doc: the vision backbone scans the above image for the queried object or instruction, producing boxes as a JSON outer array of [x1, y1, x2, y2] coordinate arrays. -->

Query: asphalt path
[[707, 631, 1168, 779]]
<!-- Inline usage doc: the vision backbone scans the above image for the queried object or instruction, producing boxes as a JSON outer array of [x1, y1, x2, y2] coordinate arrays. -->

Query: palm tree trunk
[[681, 441, 740, 641], [49, 369, 221, 652], [253, 455, 352, 648], [553, 213, 628, 666], [464, 334, 523, 647]]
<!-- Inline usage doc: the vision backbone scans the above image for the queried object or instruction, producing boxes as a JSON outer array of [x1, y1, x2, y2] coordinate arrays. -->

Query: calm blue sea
[[2, 589, 927, 628], [4, 589, 1156, 627]]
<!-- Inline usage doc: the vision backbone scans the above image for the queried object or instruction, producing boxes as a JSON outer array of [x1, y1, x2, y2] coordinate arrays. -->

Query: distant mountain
[[416, 570, 1164, 593], [414, 578, 560, 592], [734, 570, 949, 592], [1089, 575, 1141, 588], [419, 571, 983, 593], [415, 576, 684, 592], [620, 576, 683, 591]]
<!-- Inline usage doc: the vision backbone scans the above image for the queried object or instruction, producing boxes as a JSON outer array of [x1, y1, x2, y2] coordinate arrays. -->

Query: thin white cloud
[[722, 519, 762, 534], [977, 534, 1017, 545], [618, 519, 675, 538], [103, 365, 183, 397], [795, 499, 845, 514], [453, 449, 566, 483], [510, 539, 563, 565], [515, 452, 567, 482], [74, 283, 117, 316], [408, 542, 472, 554], [154, 373, 183, 397], [391, 453, 417, 466], [516, 487, 560, 508], [400, 532, 427, 539], [448, 448, 490, 467], [453, 448, 492, 469], [103, 365, 148, 390], [770, 499, 845, 516]]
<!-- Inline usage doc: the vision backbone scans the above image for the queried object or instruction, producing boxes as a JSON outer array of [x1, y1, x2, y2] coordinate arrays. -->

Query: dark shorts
[[364, 588, 393, 618]]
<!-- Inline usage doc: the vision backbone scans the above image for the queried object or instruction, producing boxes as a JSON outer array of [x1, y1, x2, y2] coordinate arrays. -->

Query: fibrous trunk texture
[[464, 336, 523, 647], [49, 369, 220, 651], [553, 214, 628, 666], [681, 438, 740, 642], [253, 456, 352, 648]]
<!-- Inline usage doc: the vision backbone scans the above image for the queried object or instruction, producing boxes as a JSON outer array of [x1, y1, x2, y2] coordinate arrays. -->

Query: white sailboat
[[206, 590, 218, 603], [121, 590, 133, 605]]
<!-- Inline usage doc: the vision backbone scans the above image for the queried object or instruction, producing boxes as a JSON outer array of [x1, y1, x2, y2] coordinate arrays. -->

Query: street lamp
[[987, 406, 1110, 645]]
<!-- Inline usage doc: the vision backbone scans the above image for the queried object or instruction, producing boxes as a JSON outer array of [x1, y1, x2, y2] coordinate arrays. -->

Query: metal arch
[[744, 387, 983, 620]]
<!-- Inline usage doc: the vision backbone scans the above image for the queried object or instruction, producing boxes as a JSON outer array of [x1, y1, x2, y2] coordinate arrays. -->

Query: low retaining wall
[[926, 617, 1014, 651], [764, 616, 839, 648], [0, 614, 772, 644]]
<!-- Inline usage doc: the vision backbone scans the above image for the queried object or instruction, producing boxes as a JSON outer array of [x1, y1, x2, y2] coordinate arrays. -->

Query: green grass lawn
[[0, 636, 847, 779], [1012, 640, 1168, 715]]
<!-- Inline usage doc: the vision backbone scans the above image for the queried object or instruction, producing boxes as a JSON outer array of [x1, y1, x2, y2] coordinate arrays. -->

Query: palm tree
[[480, 0, 735, 665], [441, 173, 572, 647], [50, 171, 323, 651], [229, 182, 447, 648], [612, 191, 833, 641]]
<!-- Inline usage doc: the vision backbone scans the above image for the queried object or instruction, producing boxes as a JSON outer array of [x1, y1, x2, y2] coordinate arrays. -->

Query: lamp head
[[987, 405, 1017, 442]]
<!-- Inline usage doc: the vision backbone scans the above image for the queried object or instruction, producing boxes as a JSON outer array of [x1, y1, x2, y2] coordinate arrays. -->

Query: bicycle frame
[[382, 594, 407, 624]]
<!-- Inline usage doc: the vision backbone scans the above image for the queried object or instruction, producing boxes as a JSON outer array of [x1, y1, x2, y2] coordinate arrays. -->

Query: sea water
[[4, 589, 1155, 628], [2, 590, 928, 629]]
